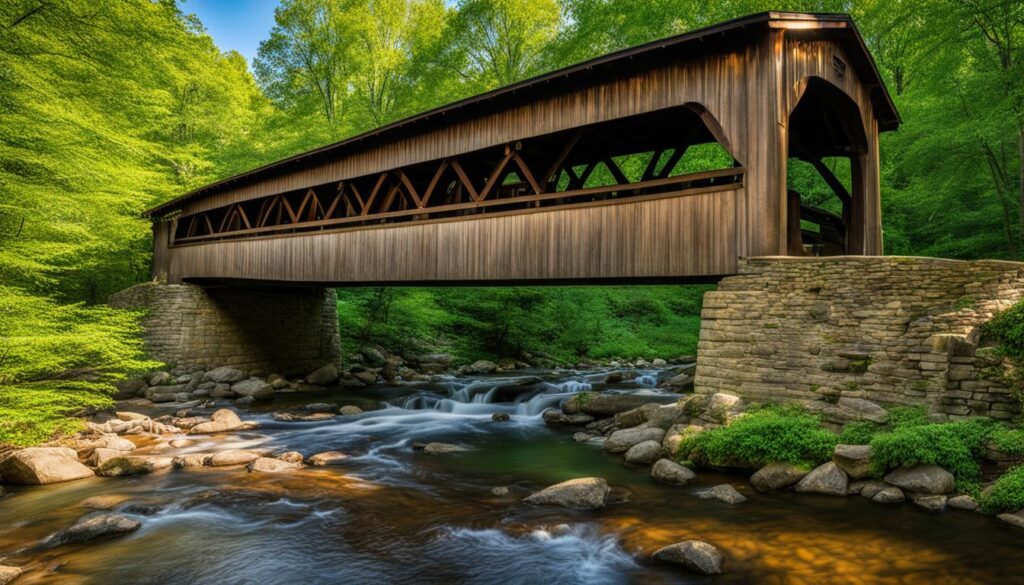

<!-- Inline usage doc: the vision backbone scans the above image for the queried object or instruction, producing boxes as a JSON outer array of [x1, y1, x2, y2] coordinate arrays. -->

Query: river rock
[[352, 370, 379, 385], [491, 486, 510, 496], [650, 459, 697, 485], [45, 513, 140, 546], [115, 412, 149, 422], [172, 416, 211, 430], [491, 412, 510, 422], [80, 495, 132, 509], [210, 385, 236, 399], [872, 486, 905, 504], [615, 403, 660, 429], [833, 444, 873, 479], [307, 451, 347, 466], [523, 477, 609, 509], [699, 484, 747, 504], [231, 379, 273, 401], [912, 494, 948, 511], [0, 447, 94, 485], [99, 435, 137, 452], [948, 495, 979, 511], [652, 540, 723, 575], [203, 367, 246, 384], [997, 510, 1024, 528], [572, 430, 602, 443], [644, 405, 688, 430], [604, 371, 624, 383], [707, 392, 744, 421], [794, 462, 848, 496], [172, 453, 211, 468], [859, 480, 891, 499], [665, 372, 695, 391], [247, 457, 303, 473], [624, 440, 663, 465], [749, 462, 809, 492], [663, 424, 703, 456], [207, 449, 260, 466], [189, 409, 244, 434], [836, 397, 888, 423], [97, 457, 155, 477], [543, 410, 594, 425], [421, 442, 468, 455], [89, 448, 127, 467], [306, 363, 339, 386], [339, 405, 364, 416], [604, 427, 666, 453], [0, 565, 22, 585], [465, 360, 497, 375], [563, 392, 676, 416], [273, 412, 335, 422], [884, 465, 954, 495]]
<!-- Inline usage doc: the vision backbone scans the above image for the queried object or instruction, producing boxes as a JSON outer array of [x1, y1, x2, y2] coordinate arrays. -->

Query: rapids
[[0, 370, 1020, 584]]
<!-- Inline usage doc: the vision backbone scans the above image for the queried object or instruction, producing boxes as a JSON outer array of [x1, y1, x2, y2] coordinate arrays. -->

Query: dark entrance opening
[[786, 77, 869, 256]]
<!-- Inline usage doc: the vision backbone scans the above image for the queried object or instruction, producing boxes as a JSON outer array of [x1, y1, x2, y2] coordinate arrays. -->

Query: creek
[[0, 370, 1019, 584]]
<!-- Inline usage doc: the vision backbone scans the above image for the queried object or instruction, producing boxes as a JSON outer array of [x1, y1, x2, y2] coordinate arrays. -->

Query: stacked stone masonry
[[109, 283, 341, 376], [695, 256, 1024, 422]]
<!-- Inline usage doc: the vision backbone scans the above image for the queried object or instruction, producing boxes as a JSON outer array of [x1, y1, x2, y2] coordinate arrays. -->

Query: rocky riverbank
[[0, 369, 1021, 583]]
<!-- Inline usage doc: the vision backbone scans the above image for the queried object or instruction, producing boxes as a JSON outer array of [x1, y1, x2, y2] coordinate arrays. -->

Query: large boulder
[[203, 367, 246, 384], [603, 427, 666, 453], [614, 404, 661, 429], [794, 462, 848, 496], [247, 457, 303, 473], [699, 484, 747, 504], [172, 453, 211, 468], [360, 346, 387, 367], [836, 397, 888, 424], [563, 392, 676, 416], [650, 459, 697, 485], [662, 424, 703, 456], [523, 477, 609, 509], [231, 379, 273, 401], [96, 457, 155, 477], [707, 392, 744, 421], [883, 465, 954, 495], [749, 462, 809, 493], [306, 364, 339, 386], [832, 444, 873, 479], [465, 360, 497, 375], [45, 513, 140, 546], [948, 495, 979, 511], [624, 440, 663, 465], [307, 451, 347, 466], [88, 448, 129, 468], [0, 447, 94, 485], [206, 449, 260, 467], [189, 409, 244, 435], [652, 540, 723, 575]]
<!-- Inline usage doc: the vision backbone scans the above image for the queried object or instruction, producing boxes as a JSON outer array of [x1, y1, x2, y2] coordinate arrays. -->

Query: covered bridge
[[145, 11, 899, 286]]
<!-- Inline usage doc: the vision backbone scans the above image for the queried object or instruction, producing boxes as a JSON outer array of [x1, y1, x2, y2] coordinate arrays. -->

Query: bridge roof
[[144, 11, 899, 218]]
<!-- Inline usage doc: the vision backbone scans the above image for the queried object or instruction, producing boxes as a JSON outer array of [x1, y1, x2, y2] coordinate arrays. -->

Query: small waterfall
[[634, 374, 657, 387], [399, 376, 592, 416]]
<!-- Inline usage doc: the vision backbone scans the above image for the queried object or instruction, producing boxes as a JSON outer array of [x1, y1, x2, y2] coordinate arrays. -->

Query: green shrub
[[0, 382, 114, 446], [679, 405, 837, 469], [887, 406, 930, 429], [869, 419, 994, 490], [837, 421, 881, 445], [985, 301, 1024, 360], [988, 427, 1024, 455], [980, 465, 1024, 514]]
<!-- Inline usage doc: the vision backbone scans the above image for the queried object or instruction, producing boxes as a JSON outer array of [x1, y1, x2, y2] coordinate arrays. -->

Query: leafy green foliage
[[980, 465, 1024, 514], [337, 285, 710, 364], [985, 301, 1024, 360], [869, 419, 995, 491], [0, 382, 115, 447], [989, 427, 1024, 456], [679, 406, 838, 469], [837, 421, 881, 445]]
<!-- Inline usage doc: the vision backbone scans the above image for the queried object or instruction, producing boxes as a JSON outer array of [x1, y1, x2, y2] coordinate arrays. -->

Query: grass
[[0, 382, 114, 446], [678, 405, 838, 469]]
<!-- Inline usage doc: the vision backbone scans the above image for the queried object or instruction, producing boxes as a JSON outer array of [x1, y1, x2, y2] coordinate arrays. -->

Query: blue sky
[[180, 0, 281, 65]]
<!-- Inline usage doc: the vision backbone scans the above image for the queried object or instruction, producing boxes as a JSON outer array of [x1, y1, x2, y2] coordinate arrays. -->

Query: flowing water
[[0, 370, 1021, 585]]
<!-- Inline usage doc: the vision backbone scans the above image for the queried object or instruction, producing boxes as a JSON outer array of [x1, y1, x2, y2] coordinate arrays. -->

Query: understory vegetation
[[336, 285, 711, 365], [681, 404, 1024, 509]]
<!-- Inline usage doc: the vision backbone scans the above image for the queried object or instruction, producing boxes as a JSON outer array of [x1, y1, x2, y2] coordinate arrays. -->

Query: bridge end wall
[[109, 283, 341, 377], [695, 256, 1024, 422]]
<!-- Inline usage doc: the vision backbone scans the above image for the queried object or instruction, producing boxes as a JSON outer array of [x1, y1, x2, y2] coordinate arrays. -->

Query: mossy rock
[[97, 457, 154, 477]]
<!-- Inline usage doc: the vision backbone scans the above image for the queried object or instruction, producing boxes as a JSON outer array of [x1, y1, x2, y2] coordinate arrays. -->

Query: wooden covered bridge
[[145, 12, 899, 286]]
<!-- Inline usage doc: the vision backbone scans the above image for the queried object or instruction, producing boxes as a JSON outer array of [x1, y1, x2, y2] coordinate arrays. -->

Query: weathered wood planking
[[150, 14, 897, 285], [167, 188, 739, 284]]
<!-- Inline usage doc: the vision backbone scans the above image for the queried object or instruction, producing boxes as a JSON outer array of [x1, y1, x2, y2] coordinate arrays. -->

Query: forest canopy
[[0, 0, 1022, 442]]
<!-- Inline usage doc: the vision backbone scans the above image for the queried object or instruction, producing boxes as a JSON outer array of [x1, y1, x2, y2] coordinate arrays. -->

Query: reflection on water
[[0, 370, 1020, 584]]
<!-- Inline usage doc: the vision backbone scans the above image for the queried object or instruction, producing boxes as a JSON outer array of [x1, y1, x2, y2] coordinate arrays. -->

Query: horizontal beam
[[171, 168, 744, 246]]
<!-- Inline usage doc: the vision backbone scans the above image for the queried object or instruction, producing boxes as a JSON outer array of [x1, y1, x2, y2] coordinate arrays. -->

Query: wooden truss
[[173, 116, 744, 245]]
